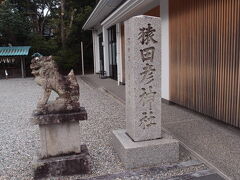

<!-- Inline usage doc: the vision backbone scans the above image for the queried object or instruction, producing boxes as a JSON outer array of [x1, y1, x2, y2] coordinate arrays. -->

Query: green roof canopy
[[0, 46, 31, 56]]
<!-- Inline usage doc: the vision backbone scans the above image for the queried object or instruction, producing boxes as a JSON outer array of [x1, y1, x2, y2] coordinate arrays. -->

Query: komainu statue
[[30, 55, 80, 115]]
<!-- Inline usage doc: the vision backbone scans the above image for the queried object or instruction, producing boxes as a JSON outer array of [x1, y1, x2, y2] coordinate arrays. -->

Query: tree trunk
[[40, 9, 50, 35], [61, 0, 65, 48], [66, 8, 77, 39]]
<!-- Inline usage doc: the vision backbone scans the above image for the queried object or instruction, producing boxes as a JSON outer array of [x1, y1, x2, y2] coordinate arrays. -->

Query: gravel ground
[[0, 77, 207, 180]]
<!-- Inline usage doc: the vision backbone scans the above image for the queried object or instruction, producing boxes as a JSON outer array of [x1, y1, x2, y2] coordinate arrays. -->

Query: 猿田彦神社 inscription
[[138, 24, 158, 130]]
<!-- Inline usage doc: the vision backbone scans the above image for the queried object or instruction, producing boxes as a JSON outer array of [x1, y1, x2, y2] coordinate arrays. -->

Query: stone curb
[[79, 160, 212, 180]]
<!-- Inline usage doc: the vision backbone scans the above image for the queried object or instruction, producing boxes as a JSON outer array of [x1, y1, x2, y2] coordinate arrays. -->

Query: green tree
[[0, 1, 31, 45], [0, 0, 97, 75], [9, 0, 60, 35], [54, 0, 96, 74]]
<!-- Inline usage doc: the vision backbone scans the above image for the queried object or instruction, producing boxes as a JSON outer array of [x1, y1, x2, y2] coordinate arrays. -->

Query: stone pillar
[[125, 15, 162, 142], [112, 15, 179, 169]]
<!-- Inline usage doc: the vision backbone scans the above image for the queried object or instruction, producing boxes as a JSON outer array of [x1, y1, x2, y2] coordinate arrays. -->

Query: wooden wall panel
[[144, 6, 160, 17], [169, 0, 240, 128]]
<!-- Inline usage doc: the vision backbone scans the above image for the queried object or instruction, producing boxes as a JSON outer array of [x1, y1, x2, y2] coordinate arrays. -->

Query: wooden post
[[81, 41, 85, 75], [23, 57, 26, 77], [20, 57, 25, 78]]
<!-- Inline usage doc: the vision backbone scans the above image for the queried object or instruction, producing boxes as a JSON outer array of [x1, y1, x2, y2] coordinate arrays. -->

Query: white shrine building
[[83, 0, 240, 129]]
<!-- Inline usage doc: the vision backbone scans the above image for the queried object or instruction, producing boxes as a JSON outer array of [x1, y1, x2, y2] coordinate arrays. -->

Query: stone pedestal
[[112, 15, 179, 169], [31, 107, 91, 178], [112, 130, 179, 169]]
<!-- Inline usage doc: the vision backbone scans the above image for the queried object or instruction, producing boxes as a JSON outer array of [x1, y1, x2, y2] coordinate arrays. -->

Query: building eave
[[101, 0, 160, 29], [82, 0, 126, 30]]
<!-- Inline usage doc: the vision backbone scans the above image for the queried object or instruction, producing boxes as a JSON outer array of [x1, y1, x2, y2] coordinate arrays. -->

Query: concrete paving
[[81, 74, 240, 179], [81, 74, 125, 102]]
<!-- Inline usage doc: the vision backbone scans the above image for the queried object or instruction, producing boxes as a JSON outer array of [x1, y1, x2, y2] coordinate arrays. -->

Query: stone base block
[[33, 145, 91, 179], [39, 121, 81, 158], [112, 129, 179, 169]]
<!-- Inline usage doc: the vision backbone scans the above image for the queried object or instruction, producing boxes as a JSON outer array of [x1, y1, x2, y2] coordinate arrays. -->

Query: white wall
[[116, 23, 122, 85], [92, 31, 99, 73], [92, 31, 101, 73], [160, 0, 170, 100], [103, 26, 110, 76]]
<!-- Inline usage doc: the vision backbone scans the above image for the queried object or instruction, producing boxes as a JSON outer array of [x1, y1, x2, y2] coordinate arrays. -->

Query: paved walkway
[[81, 74, 240, 180]]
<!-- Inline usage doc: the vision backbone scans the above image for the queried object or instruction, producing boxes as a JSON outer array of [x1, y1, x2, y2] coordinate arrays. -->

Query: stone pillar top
[[125, 15, 161, 142]]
